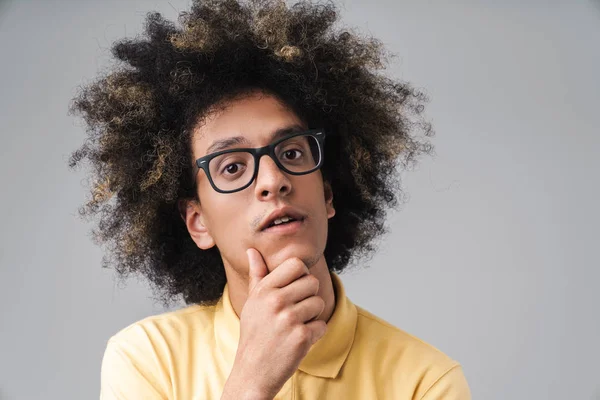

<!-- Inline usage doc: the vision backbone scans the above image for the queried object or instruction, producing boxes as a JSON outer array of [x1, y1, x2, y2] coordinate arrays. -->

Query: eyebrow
[[204, 124, 306, 156]]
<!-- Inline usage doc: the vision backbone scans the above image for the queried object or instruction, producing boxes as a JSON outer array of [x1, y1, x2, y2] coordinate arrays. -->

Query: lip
[[261, 218, 305, 235], [259, 206, 307, 232]]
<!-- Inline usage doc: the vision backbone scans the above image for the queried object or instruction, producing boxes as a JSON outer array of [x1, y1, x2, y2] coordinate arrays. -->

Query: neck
[[225, 254, 336, 324]]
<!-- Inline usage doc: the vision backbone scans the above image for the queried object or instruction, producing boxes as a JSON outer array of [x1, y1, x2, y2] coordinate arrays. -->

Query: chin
[[265, 241, 322, 271]]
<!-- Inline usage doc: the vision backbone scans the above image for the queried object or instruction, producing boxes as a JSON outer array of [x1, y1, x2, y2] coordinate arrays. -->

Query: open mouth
[[262, 217, 306, 233], [266, 216, 301, 228]]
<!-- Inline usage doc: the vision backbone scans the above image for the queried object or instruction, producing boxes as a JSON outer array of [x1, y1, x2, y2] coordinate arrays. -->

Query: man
[[69, 0, 471, 398]]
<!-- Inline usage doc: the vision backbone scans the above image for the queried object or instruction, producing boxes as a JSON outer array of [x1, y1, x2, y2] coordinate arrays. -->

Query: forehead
[[191, 92, 306, 158]]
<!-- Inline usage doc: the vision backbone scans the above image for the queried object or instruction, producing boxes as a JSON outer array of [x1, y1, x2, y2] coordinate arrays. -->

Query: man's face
[[186, 91, 335, 275]]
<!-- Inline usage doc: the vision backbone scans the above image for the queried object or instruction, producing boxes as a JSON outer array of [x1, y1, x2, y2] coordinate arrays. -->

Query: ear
[[324, 180, 335, 219], [177, 198, 216, 250]]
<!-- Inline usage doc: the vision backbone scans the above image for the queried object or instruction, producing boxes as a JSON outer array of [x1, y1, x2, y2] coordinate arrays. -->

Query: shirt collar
[[213, 271, 357, 379]]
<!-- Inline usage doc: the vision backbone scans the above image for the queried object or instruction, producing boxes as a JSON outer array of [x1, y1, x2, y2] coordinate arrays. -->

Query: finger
[[305, 319, 327, 345], [290, 295, 325, 324], [263, 257, 309, 289], [279, 273, 320, 304], [247, 248, 268, 293]]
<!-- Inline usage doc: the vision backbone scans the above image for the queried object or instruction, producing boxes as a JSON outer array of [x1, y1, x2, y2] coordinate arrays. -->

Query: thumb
[[247, 248, 268, 293]]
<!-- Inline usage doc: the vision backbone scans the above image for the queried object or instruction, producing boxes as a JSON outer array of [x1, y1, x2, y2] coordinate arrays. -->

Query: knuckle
[[307, 275, 320, 290], [291, 258, 308, 274], [253, 283, 266, 297], [295, 325, 312, 343], [279, 309, 295, 326], [267, 293, 285, 311]]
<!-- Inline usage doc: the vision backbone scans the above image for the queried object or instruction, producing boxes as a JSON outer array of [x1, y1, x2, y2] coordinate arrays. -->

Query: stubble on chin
[[303, 250, 325, 271]]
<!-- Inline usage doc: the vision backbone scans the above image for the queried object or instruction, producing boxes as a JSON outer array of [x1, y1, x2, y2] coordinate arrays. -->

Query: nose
[[253, 154, 292, 200]]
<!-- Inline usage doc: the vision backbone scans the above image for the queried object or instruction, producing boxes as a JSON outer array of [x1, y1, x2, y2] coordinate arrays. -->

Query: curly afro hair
[[68, 0, 434, 307]]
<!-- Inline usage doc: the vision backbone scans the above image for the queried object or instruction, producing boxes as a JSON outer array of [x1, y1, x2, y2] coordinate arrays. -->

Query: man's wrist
[[222, 383, 271, 400], [221, 368, 272, 400]]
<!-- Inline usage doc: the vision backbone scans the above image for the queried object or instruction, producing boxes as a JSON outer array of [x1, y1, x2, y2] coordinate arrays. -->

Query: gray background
[[1, 0, 599, 399]]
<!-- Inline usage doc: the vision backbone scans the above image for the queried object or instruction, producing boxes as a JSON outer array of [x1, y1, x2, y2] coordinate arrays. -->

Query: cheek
[[209, 204, 245, 237], [317, 204, 330, 242], [200, 193, 246, 238]]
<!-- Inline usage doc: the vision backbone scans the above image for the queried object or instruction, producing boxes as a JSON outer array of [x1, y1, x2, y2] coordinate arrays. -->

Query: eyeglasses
[[192, 128, 326, 194]]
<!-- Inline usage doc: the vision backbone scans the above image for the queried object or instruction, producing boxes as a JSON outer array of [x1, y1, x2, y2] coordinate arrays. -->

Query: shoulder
[[354, 305, 455, 366], [104, 303, 216, 369], [100, 305, 215, 399], [353, 305, 471, 399]]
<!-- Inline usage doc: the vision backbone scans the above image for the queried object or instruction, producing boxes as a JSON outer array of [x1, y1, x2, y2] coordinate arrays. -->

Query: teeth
[[273, 216, 293, 225]]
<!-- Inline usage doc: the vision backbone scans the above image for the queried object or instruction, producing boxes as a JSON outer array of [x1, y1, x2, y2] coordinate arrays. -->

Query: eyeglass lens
[[207, 134, 321, 192]]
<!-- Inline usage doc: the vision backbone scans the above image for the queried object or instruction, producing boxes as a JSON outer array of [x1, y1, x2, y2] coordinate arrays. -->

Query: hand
[[222, 248, 327, 399]]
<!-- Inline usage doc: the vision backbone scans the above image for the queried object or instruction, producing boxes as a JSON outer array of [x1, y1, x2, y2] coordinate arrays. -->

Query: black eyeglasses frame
[[191, 128, 326, 194]]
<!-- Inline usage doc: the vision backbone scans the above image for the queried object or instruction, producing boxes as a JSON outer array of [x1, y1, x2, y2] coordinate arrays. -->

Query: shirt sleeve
[[418, 364, 472, 400], [100, 338, 168, 400]]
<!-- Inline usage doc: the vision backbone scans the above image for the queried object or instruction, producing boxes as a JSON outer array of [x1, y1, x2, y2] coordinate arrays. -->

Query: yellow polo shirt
[[100, 272, 471, 399]]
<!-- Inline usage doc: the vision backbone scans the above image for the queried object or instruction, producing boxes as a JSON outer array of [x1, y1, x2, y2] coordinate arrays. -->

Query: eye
[[221, 162, 244, 175], [213, 153, 249, 177], [281, 149, 303, 161]]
